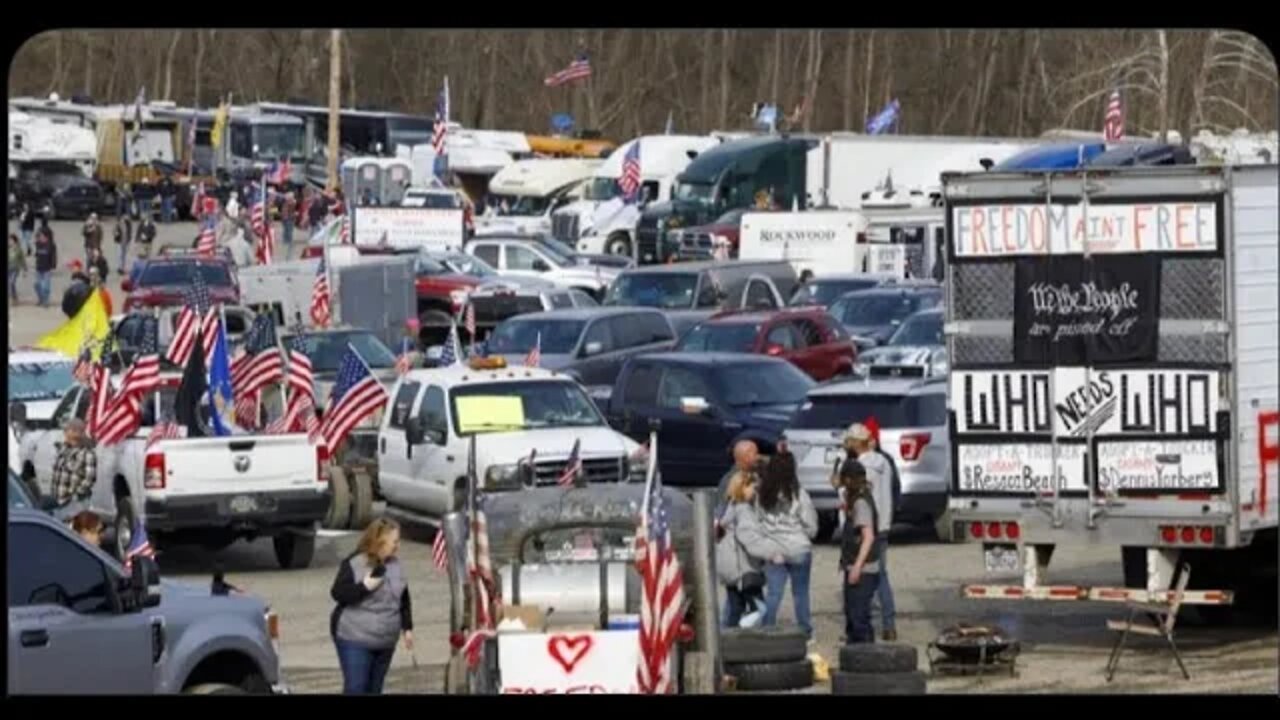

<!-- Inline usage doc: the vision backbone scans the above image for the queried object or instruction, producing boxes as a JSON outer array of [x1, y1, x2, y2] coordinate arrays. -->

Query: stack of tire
[[831, 644, 927, 695], [721, 628, 814, 692], [323, 465, 377, 531]]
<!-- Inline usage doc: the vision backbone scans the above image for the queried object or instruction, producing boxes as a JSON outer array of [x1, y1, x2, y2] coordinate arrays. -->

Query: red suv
[[674, 308, 856, 381]]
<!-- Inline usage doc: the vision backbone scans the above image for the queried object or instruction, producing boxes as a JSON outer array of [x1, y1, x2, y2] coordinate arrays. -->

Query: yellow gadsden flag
[[35, 290, 111, 361], [210, 99, 230, 151]]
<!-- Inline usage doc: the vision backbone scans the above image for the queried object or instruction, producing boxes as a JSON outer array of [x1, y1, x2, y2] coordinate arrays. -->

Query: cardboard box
[[499, 605, 547, 633]]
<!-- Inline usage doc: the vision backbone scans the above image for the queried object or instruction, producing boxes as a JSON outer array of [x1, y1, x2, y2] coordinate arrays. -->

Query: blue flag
[[207, 316, 234, 436], [866, 99, 901, 135]]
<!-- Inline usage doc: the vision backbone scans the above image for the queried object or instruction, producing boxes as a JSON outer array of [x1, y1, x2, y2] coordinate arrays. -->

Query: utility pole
[[327, 29, 342, 192]]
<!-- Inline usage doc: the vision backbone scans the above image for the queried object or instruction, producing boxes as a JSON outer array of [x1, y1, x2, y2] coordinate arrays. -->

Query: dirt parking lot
[[10, 219, 1276, 695]]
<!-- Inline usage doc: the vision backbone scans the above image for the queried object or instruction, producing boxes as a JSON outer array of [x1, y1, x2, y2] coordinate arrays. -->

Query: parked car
[[784, 376, 949, 536], [672, 207, 748, 261], [853, 307, 948, 379], [603, 259, 797, 336], [787, 273, 901, 308], [460, 282, 598, 346], [8, 350, 77, 430], [606, 353, 814, 488], [122, 257, 241, 312], [674, 308, 855, 382], [486, 307, 677, 389], [8, 508, 285, 694], [12, 161, 105, 220], [464, 234, 622, 299], [826, 284, 943, 351]]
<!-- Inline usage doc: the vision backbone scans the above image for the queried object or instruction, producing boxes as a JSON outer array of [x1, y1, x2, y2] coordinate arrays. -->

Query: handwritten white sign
[[353, 207, 464, 251], [952, 202, 1219, 257], [955, 443, 1088, 494], [498, 630, 641, 695], [1096, 439, 1220, 491]]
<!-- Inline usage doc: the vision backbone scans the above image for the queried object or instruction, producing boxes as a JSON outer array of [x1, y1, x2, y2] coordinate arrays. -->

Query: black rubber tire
[[726, 659, 813, 692], [721, 627, 809, 665], [323, 466, 352, 530], [817, 512, 839, 543], [113, 497, 139, 561], [184, 683, 247, 695], [838, 643, 919, 674], [831, 670, 927, 695], [606, 233, 632, 258], [349, 469, 376, 530], [273, 529, 317, 570]]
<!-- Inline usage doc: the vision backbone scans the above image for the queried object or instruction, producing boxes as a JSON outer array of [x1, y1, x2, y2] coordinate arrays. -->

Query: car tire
[[113, 497, 139, 561], [725, 659, 813, 692], [838, 643, 919, 674], [831, 669, 927, 695], [323, 466, 352, 530], [605, 232, 632, 258], [184, 683, 247, 695], [349, 468, 376, 530], [273, 528, 317, 570], [721, 627, 809, 665]]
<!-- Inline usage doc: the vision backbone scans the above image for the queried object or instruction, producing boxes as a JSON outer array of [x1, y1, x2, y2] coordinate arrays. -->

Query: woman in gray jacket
[[330, 517, 414, 694], [716, 469, 766, 627], [738, 450, 818, 639]]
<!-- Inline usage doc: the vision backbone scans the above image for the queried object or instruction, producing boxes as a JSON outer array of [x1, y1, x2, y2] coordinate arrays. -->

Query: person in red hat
[[859, 416, 901, 641]]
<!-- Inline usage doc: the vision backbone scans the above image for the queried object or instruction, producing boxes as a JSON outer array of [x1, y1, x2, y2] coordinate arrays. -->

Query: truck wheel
[[725, 659, 813, 692], [605, 232, 632, 257], [113, 498, 139, 561], [273, 529, 317, 570], [838, 643, 918, 673], [184, 683, 247, 695], [349, 469, 376, 530], [323, 466, 352, 530]]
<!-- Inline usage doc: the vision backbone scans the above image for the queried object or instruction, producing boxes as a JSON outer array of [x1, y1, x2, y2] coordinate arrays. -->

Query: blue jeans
[[722, 584, 765, 628], [333, 637, 396, 695], [161, 196, 176, 223], [9, 270, 20, 301], [843, 570, 880, 643], [873, 534, 896, 632], [762, 553, 813, 638], [118, 243, 129, 274], [20, 229, 33, 253], [34, 271, 52, 306], [282, 220, 294, 248]]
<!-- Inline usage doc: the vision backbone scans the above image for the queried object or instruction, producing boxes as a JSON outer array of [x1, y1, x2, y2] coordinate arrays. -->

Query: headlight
[[485, 463, 523, 490], [929, 356, 949, 377]]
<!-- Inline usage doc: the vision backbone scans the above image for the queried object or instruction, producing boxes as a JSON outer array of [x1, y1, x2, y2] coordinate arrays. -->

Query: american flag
[[544, 54, 592, 87], [524, 331, 541, 368], [395, 336, 415, 376], [85, 362, 113, 441], [310, 259, 331, 328], [73, 345, 94, 386], [634, 434, 684, 694], [464, 302, 476, 349], [122, 519, 156, 574], [557, 438, 582, 488], [96, 392, 143, 446], [432, 76, 450, 156], [250, 183, 274, 264], [145, 418, 185, 450], [265, 335, 320, 438], [431, 528, 448, 571], [190, 180, 205, 219], [340, 214, 351, 245], [269, 158, 293, 186], [116, 317, 161, 401], [439, 322, 461, 367], [462, 435, 499, 668], [166, 272, 219, 368], [1103, 89, 1124, 143], [317, 346, 388, 451], [232, 315, 283, 429], [196, 219, 217, 257], [619, 141, 641, 204]]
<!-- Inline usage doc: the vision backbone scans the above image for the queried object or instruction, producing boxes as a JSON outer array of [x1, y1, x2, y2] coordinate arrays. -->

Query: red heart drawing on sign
[[546, 634, 594, 674]]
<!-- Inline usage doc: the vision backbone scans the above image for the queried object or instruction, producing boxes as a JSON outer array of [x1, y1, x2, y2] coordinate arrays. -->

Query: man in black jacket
[[32, 224, 57, 307]]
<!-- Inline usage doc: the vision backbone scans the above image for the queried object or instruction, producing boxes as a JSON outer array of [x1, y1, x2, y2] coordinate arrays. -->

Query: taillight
[[986, 521, 1002, 539], [1004, 522, 1020, 540], [969, 522, 984, 539], [144, 453, 166, 490], [266, 611, 280, 640], [1198, 526, 1214, 544], [1180, 526, 1195, 543], [316, 444, 330, 483], [1160, 526, 1177, 543], [899, 432, 932, 462]]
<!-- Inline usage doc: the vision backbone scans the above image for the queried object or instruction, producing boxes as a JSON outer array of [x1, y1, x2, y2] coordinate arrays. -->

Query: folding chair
[[1104, 562, 1192, 682]]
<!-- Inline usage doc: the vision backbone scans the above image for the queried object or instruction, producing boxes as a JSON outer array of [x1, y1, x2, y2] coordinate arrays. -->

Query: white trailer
[[943, 164, 1278, 619], [477, 158, 600, 237], [737, 210, 866, 277]]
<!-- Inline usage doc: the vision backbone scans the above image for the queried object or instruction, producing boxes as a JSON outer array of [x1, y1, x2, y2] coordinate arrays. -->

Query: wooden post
[[327, 29, 342, 193]]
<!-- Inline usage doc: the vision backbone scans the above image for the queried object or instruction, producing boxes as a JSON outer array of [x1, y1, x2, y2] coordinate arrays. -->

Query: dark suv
[[13, 162, 104, 220]]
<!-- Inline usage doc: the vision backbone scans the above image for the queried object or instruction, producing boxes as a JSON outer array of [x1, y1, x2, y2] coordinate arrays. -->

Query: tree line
[[9, 29, 1276, 141]]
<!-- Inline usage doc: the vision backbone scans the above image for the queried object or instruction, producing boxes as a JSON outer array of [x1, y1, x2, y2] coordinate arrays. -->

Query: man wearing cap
[[839, 422, 898, 641], [50, 418, 98, 521]]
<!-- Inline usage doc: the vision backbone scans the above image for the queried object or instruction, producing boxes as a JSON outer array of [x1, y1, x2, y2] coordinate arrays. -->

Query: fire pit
[[926, 623, 1020, 679]]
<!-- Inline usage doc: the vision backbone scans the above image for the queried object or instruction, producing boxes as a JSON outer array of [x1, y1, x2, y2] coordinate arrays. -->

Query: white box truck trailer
[[942, 164, 1278, 618]]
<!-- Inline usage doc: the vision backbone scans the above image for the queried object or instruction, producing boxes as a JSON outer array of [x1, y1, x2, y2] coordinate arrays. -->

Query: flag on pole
[[132, 87, 147, 142], [439, 322, 461, 367], [265, 335, 320, 438], [310, 259, 331, 328], [432, 76, 450, 156], [317, 346, 389, 451], [635, 433, 684, 694], [73, 345, 94, 386], [544, 54, 592, 87], [464, 302, 477, 351], [619, 142, 642, 204], [210, 97, 229, 150], [251, 181, 274, 265], [165, 271, 217, 367], [557, 438, 582, 488], [196, 218, 217, 257], [523, 332, 541, 368], [1103, 89, 1125, 143], [462, 434, 499, 667], [116, 317, 161, 401], [185, 114, 198, 175], [395, 336, 415, 376], [431, 529, 448, 571], [866, 98, 901, 135], [207, 316, 235, 437], [145, 418, 185, 451], [663, 110, 674, 135], [122, 520, 156, 574]]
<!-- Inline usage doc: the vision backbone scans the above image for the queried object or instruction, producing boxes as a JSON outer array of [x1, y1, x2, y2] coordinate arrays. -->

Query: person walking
[[739, 449, 818, 639], [32, 223, 57, 308], [9, 233, 27, 303], [82, 213, 104, 264], [281, 192, 297, 258], [716, 468, 765, 628], [18, 202, 36, 255], [135, 215, 157, 262], [841, 422, 898, 641], [835, 457, 881, 644], [158, 175, 177, 223], [330, 517, 414, 695], [112, 217, 132, 276], [50, 418, 97, 521], [307, 189, 328, 229]]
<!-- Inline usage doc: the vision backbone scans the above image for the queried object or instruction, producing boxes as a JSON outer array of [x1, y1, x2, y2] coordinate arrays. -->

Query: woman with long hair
[[330, 517, 414, 694], [739, 449, 818, 639], [716, 468, 766, 627], [834, 458, 881, 643]]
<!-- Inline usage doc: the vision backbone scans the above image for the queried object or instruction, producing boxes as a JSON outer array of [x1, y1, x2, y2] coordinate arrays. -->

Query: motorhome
[[476, 158, 600, 237], [8, 110, 98, 177]]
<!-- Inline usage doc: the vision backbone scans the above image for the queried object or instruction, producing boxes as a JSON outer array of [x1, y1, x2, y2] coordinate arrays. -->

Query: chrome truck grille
[[531, 456, 626, 485], [552, 213, 581, 243]]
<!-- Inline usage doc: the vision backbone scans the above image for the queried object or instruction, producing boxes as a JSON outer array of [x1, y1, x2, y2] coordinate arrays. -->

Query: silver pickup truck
[[7, 506, 285, 694]]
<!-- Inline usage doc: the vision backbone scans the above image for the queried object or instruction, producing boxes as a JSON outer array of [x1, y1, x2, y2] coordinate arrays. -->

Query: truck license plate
[[229, 495, 258, 514], [983, 544, 1021, 574]]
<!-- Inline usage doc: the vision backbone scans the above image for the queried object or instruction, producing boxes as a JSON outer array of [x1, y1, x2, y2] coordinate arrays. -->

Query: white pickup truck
[[19, 371, 329, 569]]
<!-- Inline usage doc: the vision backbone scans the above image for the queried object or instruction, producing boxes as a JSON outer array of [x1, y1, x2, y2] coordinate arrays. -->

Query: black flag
[[174, 332, 208, 438]]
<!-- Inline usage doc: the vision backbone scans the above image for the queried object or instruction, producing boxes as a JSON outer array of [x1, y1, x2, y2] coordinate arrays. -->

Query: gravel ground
[[8, 219, 1276, 695]]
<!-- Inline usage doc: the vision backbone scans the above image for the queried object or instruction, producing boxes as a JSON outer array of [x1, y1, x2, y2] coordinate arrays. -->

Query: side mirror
[[130, 555, 161, 608], [532, 259, 551, 272], [121, 278, 134, 292], [9, 401, 27, 427], [405, 417, 426, 445], [680, 396, 712, 416], [582, 341, 604, 357]]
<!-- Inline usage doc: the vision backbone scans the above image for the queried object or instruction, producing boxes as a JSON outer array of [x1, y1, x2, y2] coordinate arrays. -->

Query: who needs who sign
[[951, 201, 1220, 258]]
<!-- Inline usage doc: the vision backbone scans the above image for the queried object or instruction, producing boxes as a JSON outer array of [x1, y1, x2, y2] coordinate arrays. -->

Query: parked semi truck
[[942, 164, 1278, 621]]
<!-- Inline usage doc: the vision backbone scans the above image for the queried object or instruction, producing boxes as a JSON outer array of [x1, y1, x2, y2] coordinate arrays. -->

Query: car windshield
[[451, 380, 604, 434], [674, 181, 715, 204], [714, 362, 814, 407], [413, 256, 451, 276], [138, 262, 233, 288], [790, 279, 883, 307], [889, 312, 943, 346], [406, 192, 463, 209], [791, 392, 947, 430], [492, 194, 551, 216], [285, 331, 398, 372], [830, 293, 934, 326], [676, 323, 760, 352], [605, 273, 698, 309], [8, 361, 76, 402], [584, 176, 619, 201], [251, 123, 306, 160], [487, 319, 587, 355], [440, 253, 497, 277]]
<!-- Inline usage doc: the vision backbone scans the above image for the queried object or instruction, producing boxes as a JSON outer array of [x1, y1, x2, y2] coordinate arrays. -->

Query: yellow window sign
[[455, 395, 525, 434]]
